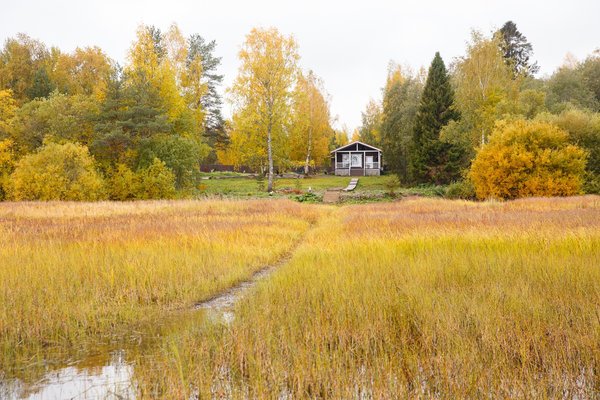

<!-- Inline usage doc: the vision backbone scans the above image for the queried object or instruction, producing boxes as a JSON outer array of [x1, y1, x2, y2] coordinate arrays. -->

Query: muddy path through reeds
[[193, 241, 304, 323], [0, 200, 325, 399], [0, 206, 327, 400], [193, 211, 326, 323]]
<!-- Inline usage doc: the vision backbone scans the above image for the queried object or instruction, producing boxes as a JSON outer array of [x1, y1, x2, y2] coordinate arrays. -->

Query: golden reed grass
[[1, 196, 599, 398], [0, 199, 320, 364], [143, 196, 600, 399]]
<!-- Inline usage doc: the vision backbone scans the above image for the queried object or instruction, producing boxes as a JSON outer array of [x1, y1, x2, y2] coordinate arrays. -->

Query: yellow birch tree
[[290, 70, 333, 174], [229, 27, 299, 191], [451, 31, 521, 147]]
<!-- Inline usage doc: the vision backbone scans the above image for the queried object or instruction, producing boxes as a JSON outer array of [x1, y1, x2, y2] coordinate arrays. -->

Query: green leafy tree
[[412, 52, 462, 184], [26, 67, 55, 99], [580, 50, 600, 105], [10, 91, 99, 156], [137, 134, 209, 189], [107, 160, 177, 200], [517, 89, 547, 119], [107, 163, 140, 200], [546, 58, 599, 112], [136, 158, 176, 199], [8, 141, 106, 200], [380, 65, 423, 182]]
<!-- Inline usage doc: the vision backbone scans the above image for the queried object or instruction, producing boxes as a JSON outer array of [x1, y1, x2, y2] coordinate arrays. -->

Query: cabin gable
[[330, 141, 383, 176]]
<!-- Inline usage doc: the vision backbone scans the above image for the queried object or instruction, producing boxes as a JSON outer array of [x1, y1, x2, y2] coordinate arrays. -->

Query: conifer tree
[[498, 21, 539, 77], [411, 52, 462, 184], [26, 67, 54, 99], [188, 36, 225, 140]]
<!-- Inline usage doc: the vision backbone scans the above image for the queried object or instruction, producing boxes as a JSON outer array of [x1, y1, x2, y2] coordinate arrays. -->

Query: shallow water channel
[[1, 265, 276, 400], [1, 351, 135, 400]]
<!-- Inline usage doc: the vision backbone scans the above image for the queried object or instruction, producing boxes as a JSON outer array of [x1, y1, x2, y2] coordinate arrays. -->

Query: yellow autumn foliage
[[107, 159, 176, 201], [8, 141, 106, 201], [0, 139, 15, 200], [469, 120, 587, 199]]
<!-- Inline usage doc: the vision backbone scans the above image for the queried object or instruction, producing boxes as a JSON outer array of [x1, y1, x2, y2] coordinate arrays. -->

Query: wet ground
[[0, 255, 286, 399], [1, 351, 135, 400], [194, 264, 280, 324]]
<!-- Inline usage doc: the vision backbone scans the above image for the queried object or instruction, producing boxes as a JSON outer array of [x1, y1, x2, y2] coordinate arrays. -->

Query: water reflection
[[3, 351, 134, 399], [0, 290, 241, 399], [0, 310, 203, 400], [0, 262, 272, 399]]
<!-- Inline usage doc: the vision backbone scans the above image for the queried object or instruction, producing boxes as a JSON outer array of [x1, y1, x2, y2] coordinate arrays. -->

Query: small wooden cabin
[[330, 141, 383, 176]]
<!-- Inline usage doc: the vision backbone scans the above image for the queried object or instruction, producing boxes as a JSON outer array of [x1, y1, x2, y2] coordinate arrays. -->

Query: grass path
[[193, 214, 324, 321]]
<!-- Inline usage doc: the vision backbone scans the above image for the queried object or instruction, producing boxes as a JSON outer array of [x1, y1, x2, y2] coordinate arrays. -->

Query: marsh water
[[1, 351, 135, 400], [0, 265, 276, 400]]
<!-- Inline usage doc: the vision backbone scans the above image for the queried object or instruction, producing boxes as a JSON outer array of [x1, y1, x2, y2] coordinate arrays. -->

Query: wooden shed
[[330, 141, 383, 176]]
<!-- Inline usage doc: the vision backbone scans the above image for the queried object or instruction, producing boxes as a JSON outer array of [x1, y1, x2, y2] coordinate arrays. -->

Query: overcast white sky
[[2, 0, 599, 130]]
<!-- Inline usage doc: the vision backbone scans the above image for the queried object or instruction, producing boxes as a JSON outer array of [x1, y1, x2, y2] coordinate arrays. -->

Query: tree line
[[0, 21, 598, 200], [0, 24, 232, 200], [359, 21, 599, 198], [0, 24, 340, 199]]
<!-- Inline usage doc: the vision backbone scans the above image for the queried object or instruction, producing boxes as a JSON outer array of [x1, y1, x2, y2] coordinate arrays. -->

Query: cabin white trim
[[330, 142, 383, 176]]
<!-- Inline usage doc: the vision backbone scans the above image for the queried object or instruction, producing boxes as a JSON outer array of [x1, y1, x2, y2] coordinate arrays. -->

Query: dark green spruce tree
[[91, 66, 171, 171], [498, 21, 539, 77], [26, 67, 55, 99], [411, 52, 462, 185]]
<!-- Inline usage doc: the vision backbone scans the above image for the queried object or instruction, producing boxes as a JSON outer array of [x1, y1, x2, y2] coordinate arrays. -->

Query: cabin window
[[366, 155, 374, 168], [341, 153, 349, 167]]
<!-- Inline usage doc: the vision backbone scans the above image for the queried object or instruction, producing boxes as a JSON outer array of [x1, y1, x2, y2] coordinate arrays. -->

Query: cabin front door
[[351, 153, 362, 168]]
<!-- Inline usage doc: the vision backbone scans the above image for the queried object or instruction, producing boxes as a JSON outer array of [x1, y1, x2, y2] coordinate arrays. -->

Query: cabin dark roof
[[330, 141, 382, 153]]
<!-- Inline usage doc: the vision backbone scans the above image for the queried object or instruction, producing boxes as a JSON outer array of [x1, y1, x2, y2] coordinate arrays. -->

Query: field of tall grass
[[0, 200, 320, 368], [139, 196, 600, 398], [1, 196, 599, 398]]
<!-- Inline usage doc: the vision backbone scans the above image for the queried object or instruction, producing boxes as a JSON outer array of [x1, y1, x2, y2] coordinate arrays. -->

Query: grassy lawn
[[197, 174, 444, 200]]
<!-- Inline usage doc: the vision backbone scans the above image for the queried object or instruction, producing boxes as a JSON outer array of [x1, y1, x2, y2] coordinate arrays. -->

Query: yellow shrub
[[108, 164, 140, 201], [469, 120, 587, 199], [0, 139, 15, 200], [136, 158, 176, 200], [107, 159, 177, 201], [8, 141, 106, 201]]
